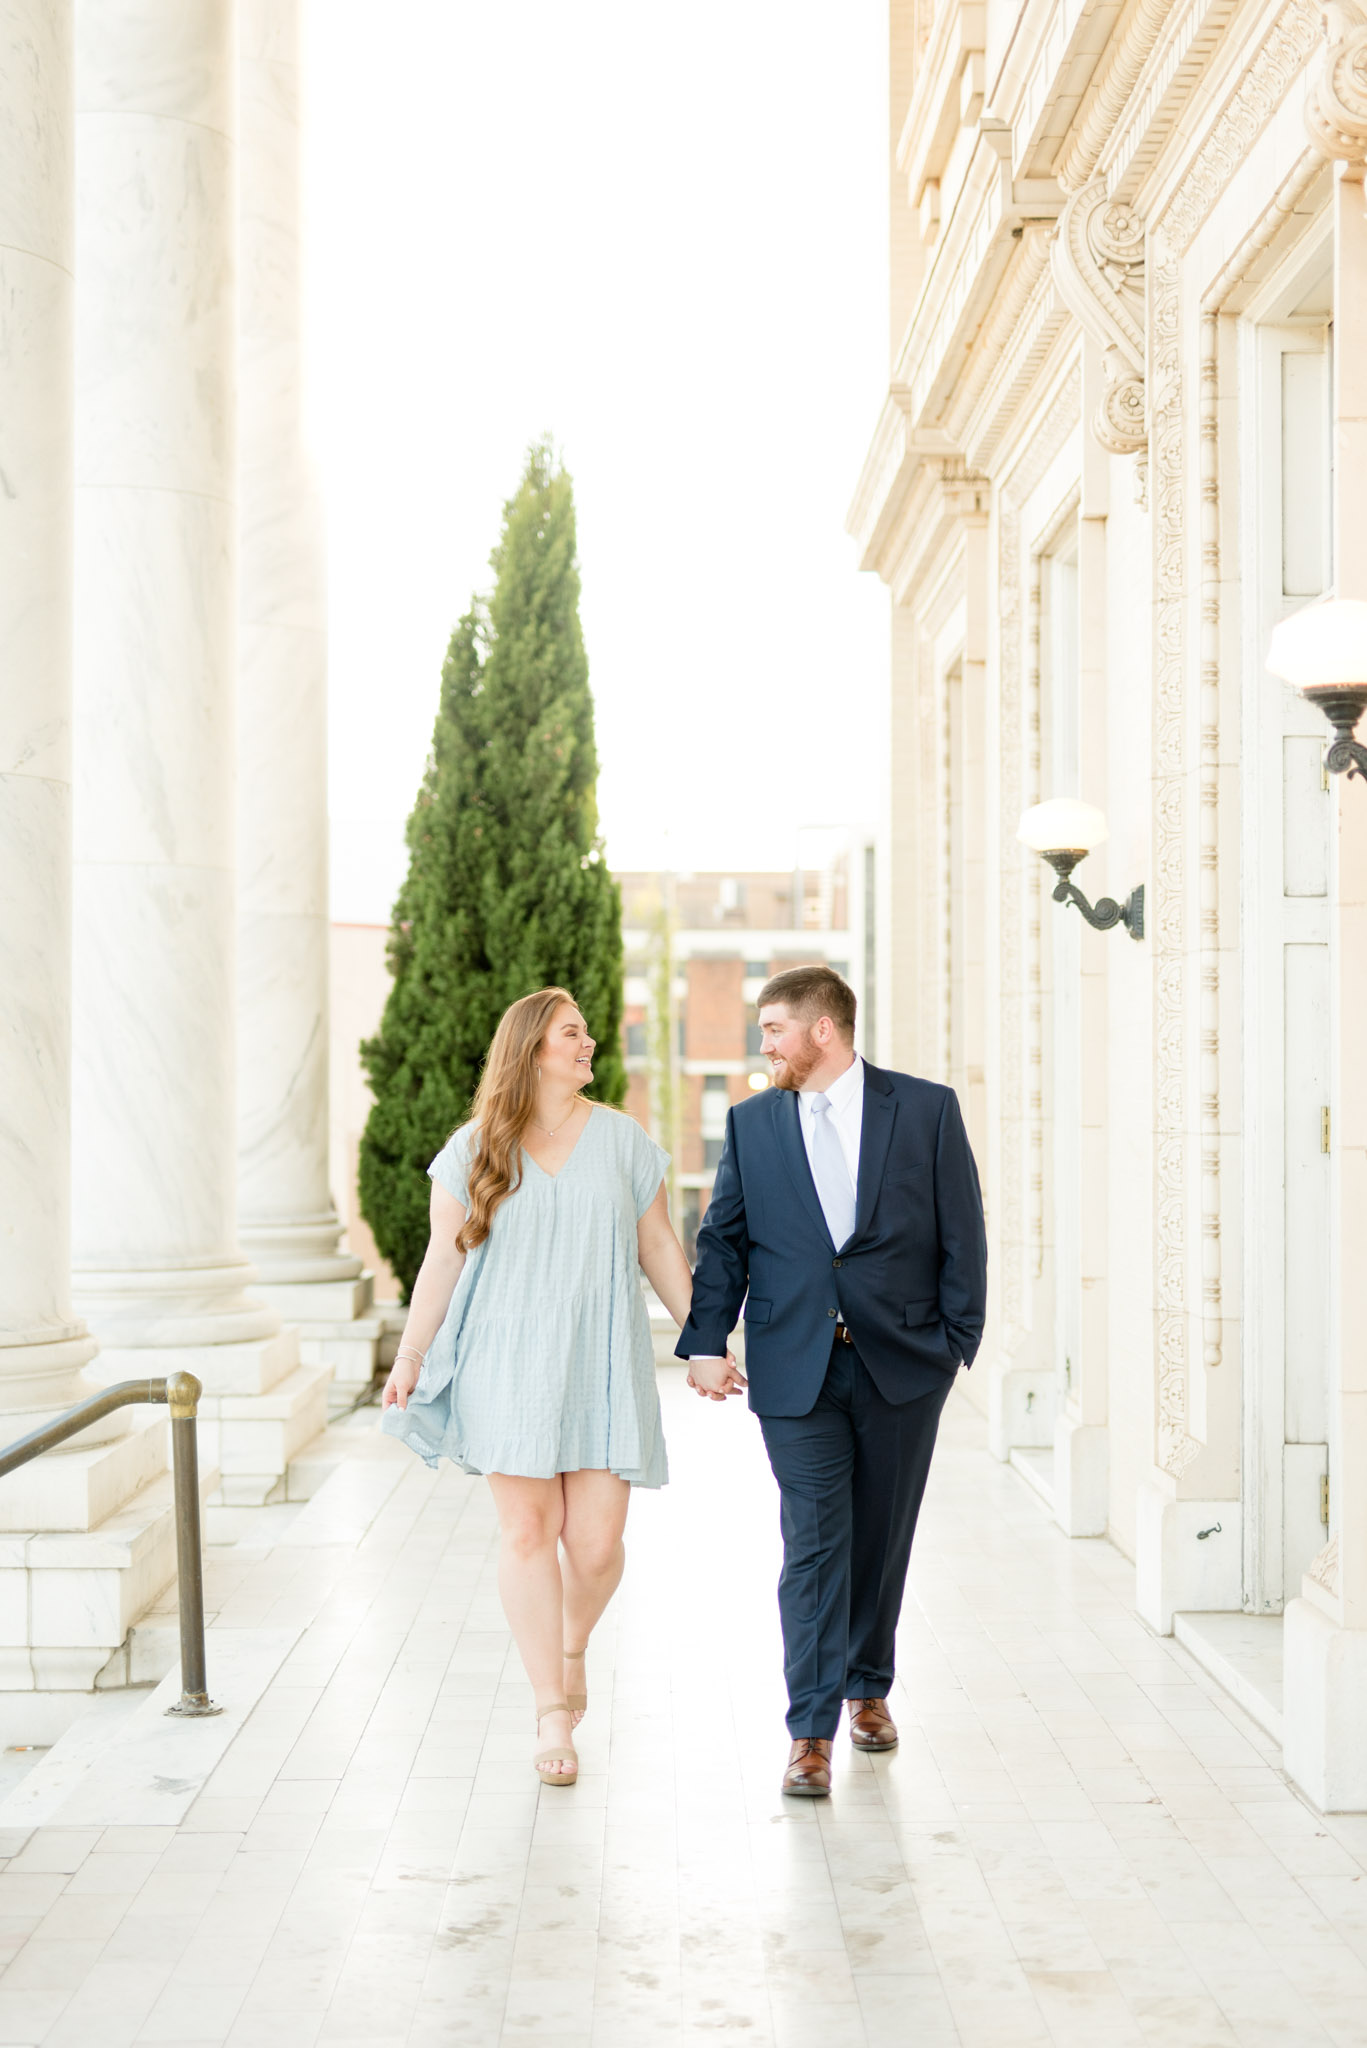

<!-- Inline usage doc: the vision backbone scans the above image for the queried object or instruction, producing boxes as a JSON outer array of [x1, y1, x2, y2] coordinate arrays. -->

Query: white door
[[1243, 305, 1333, 1612]]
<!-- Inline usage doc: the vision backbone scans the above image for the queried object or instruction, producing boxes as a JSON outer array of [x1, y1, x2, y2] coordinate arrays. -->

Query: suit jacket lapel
[[852, 1066, 896, 1246], [773, 1089, 834, 1249]]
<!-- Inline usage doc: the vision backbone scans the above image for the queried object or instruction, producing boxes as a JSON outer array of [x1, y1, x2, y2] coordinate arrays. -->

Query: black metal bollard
[[163, 1371, 221, 1718]]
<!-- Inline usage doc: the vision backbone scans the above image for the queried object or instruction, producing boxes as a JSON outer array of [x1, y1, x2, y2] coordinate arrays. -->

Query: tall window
[[680, 1188, 701, 1262], [701, 1075, 729, 1170]]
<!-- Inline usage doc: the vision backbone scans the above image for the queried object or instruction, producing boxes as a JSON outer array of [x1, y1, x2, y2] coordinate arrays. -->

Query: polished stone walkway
[[0, 1371, 1365, 2046]]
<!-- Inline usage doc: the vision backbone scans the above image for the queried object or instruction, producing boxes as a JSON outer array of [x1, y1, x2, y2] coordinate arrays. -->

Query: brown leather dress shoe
[[848, 1698, 898, 1750], [782, 1737, 833, 1796]]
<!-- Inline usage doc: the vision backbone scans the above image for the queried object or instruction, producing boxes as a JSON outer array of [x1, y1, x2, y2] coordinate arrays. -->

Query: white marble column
[[0, 1, 93, 1424], [236, 1, 371, 1370], [0, 2, 184, 1733], [72, 0, 330, 1501]]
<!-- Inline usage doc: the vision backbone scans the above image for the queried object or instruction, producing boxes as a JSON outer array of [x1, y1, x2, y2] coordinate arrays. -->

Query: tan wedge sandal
[[565, 1646, 588, 1722], [533, 1702, 578, 1787]]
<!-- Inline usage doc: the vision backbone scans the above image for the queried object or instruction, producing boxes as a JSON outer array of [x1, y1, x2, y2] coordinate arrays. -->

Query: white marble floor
[[0, 1372, 1365, 2047]]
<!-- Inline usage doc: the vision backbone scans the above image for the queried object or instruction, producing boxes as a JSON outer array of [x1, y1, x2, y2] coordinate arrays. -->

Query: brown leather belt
[[832, 1324, 855, 1346]]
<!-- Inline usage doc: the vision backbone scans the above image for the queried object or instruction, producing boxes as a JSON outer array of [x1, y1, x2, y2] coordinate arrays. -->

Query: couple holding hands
[[382, 965, 987, 1795]]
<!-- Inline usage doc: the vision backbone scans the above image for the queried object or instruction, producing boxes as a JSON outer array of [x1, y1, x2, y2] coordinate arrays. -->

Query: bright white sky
[[306, 1, 890, 925]]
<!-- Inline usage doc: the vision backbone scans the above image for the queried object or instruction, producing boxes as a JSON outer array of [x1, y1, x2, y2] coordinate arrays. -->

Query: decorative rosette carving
[[1051, 180, 1148, 453], [1095, 346, 1148, 454], [1305, 0, 1367, 159]]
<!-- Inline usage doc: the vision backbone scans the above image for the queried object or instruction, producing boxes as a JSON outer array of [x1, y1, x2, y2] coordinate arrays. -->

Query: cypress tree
[[358, 439, 625, 1297]]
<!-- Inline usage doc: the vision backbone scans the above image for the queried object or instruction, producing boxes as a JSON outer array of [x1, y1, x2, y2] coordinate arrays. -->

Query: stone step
[[0, 1406, 168, 1535], [1009, 1445, 1056, 1510], [277, 1427, 340, 1502], [95, 1618, 180, 1690], [1173, 1610, 1284, 1745], [89, 1327, 301, 1398], [0, 1626, 302, 1841], [297, 1316, 382, 1395], [0, 1450, 221, 1745], [199, 1359, 334, 1505], [275, 1445, 408, 1548]]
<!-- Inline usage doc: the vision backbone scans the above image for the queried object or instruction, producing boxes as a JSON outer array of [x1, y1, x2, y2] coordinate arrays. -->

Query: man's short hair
[[757, 965, 857, 1040]]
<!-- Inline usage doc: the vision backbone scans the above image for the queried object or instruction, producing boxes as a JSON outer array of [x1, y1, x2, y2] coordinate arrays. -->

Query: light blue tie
[[809, 1093, 856, 1250]]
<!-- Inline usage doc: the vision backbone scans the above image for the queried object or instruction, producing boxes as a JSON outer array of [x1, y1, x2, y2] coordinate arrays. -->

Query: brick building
[[618, 841, 873, 1257]]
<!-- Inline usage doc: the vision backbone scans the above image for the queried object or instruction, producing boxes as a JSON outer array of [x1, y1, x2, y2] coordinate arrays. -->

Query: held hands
[[685, 1352, 747, 1402], [382, 1354, 422, 1411]]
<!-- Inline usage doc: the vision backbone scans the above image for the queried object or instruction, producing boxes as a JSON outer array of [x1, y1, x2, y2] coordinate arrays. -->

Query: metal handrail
[[0, 1372, 220, 1718]]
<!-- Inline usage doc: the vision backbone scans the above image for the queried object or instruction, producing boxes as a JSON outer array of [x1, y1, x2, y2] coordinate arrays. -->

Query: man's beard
[[770, 1029, 822, 1091]]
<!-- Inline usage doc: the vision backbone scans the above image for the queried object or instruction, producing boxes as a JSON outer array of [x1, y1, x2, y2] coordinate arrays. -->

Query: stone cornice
[[847, 390, 916, 573], [1007, 0, 1129, 182], [846, 389, 964, 578], [991, 0, 1098, 132], [1096, 0, 1240, 203], [897, 0, 987, 203], [885, 460, 992, 609], [1055, 0, 1180, 190], [946, 225, 1070, 471], [894, 132, 1043, 433]]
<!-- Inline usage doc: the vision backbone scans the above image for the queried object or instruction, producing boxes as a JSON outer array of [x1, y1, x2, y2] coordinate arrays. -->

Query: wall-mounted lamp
[[1266, 596, 1367, 784], [1017, 799, 1145, 940]]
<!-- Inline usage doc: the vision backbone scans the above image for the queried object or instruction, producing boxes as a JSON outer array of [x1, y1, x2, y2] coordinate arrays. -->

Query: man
[[678, 966, 986, 1798]]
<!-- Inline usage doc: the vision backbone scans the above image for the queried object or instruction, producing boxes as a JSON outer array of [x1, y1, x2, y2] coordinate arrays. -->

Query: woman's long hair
[[457, 987, 579, 1252]]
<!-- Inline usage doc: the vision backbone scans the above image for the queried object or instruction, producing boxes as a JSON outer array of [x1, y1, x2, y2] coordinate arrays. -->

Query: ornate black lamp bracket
[[1314, 690, 1367, 782], [1042, 850, 1145, 940]]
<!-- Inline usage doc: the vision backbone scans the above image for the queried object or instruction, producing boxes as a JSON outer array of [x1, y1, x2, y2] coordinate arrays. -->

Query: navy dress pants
[[758, 1338, 953, 1738]]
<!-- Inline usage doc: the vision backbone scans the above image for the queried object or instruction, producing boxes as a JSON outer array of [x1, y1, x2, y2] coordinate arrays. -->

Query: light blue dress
[[382, 1106, 671, 1488]]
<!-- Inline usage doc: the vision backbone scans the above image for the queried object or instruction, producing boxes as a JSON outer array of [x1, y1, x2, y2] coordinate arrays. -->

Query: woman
[[381, 987, 696, 1785]]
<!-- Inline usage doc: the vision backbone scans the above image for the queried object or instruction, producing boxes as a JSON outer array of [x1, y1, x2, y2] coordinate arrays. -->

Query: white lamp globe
[[1017, 799, 1109, 856], [1267, 598, 1367, 693]]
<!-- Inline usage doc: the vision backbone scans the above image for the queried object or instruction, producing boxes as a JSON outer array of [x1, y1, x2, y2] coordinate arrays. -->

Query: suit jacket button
[[827, 1308, 837, 1317], [832, 1259, 842, 1268]]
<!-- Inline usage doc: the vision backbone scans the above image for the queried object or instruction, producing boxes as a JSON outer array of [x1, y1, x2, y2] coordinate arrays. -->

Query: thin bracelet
[[395, 1344, 425, 1363]]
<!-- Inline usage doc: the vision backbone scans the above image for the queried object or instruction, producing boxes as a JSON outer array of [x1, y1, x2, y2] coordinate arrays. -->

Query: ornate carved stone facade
[[852, 0, 1367, 1808]]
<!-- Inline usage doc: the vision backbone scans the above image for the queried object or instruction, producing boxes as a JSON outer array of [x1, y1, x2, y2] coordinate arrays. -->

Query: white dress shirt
[[798, 1053, 864, 1195]]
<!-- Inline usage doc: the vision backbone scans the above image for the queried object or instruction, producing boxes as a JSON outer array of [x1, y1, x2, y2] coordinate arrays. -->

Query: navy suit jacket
[[675, 1061, 987, 1417]]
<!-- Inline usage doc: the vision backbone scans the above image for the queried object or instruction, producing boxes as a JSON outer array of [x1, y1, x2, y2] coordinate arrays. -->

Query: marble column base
[[238, 1222, 379, 1397], [1053, 1416, 1109, 1538], [73, 1258, 281, 1352], [1135, 1484, 1243, 1634], [1284, 1595, 1367, 1812], [985, 1347, 1056, 1461], [247, 1272, 373, 1323], [0, 1331, 143, 1456], [237, 1213, 364, 1290], [0, 1329, 99, 1418], [0, 1443, 219, 1747]]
